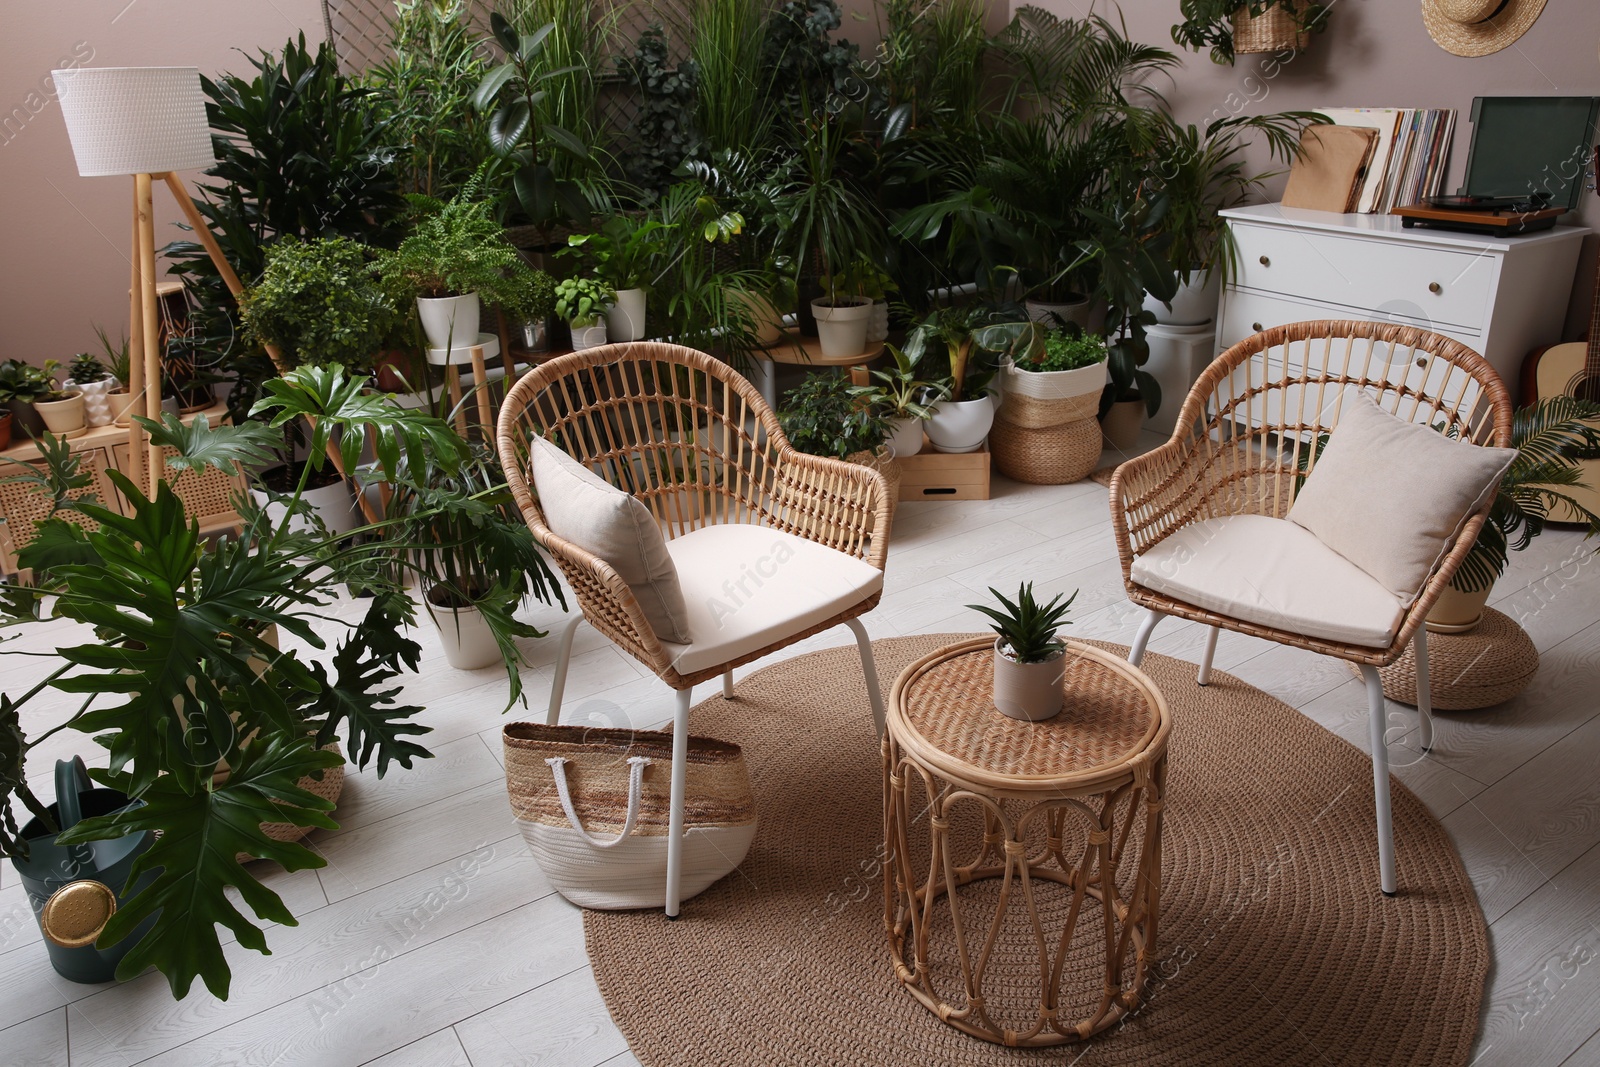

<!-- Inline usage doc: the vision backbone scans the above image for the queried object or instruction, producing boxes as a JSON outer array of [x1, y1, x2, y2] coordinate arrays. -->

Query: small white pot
[[1025, 295, 1091, 329], [866, 299, 890, 343], [1143, 269, 1221, 327], [417, 293, 481, 351], [886, 416, 925, 457], [811, 297, 873, 359], [76, 376, 119, 426], [925, 393, 996, 454], [992, 639, 1065, 721], [35, 391, 86, 437], [606, 288, 647, 342], [570, 320, 609, 351], [424, 592, 504, 671], [251, 477, 359, 537]]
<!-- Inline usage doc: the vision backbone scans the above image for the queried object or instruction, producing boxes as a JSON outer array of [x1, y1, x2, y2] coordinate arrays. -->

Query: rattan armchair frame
[[1109, 320, 1513, 895], [497, 341, 892, 916]]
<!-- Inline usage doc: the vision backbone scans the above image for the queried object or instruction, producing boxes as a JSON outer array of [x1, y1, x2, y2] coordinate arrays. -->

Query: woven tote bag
[[503, 723, 757, 909]]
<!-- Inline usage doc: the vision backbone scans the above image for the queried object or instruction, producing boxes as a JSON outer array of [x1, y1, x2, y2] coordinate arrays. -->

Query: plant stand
[[895, 438, 990, 501], [1356, 609, 1539, 711], [427, 333, 508, 440], [747, 333, 884, 409]]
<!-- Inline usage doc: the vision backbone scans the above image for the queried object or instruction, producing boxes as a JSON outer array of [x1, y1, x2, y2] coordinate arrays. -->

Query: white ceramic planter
[[417, 293, 481, 351], [251, 477, 359, 537], [866, 299, 890, 344], [886, 417, 925, 457], [1426, 582, 1494, 634], [925, 394, 996, 454], [992, 639, 1065, 721], [1025, 295, 1091, 329], [606, 288, 647, 342], [570, 321, 609, 351], [424, 594, 503, 671], [35, 391, 86, 438], [76, 376, 119, 427], [1143, 269, 1221, 327], [811, 297, 873, 359]]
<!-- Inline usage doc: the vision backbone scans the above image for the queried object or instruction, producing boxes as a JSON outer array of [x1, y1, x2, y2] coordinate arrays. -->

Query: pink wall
[[3, 0, 1598, 368], [0, 0, 325, 367]]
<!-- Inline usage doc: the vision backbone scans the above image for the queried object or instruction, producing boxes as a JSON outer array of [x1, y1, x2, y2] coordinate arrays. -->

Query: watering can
[[10, 756, 158, 983]]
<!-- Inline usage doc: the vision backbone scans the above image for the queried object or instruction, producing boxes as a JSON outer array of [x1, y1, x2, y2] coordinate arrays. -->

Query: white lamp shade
[[52, 66, 216, 177]]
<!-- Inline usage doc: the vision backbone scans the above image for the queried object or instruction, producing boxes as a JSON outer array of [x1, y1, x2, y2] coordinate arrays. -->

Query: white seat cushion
[[1130, 514, 1405, 648], [660, 524, 884, 676]]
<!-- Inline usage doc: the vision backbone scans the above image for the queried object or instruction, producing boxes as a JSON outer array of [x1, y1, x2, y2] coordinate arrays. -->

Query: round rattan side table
[[883, 637, 1171, 1047]]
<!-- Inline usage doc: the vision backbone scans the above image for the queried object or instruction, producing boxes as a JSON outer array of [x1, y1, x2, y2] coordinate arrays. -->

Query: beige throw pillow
[[529, 436, 692, 643], [1287, 389, 1515, 604]]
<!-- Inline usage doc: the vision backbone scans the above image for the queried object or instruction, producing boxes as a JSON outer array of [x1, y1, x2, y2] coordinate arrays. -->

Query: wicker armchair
[[498, 342, 892, 916], [1110, 320, 1513, 895]]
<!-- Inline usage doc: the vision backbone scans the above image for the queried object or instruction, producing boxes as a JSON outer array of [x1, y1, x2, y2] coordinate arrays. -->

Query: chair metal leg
[[844, 617, 887, 737], [1196, 625, 1220, 686], [722, 669, 734, 699], [1360, 665, 1398, 897], [665, 686, 694, 918], [546, 615, 582, 726], [1128, 608, 1165, 667], [1414, 627, 1434, 753]]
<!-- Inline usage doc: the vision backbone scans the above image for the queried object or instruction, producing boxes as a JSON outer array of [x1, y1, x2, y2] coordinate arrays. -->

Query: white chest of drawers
[[1216, 203, 1589, 394]]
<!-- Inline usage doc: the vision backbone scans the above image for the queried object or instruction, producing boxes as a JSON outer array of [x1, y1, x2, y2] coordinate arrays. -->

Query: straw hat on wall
[[1422, 0, 1548, 57]]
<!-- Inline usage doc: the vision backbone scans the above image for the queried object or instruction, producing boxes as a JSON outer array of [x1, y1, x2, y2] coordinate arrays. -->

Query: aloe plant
[[967, 582, 1078, 663]]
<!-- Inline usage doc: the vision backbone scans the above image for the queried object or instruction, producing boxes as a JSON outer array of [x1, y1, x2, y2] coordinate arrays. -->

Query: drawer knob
[[1252, 322, 1264, 333], [1415, 357, 1427, 368], [1428, 282, 1443, 295], [1259, 256, 1271, 267]]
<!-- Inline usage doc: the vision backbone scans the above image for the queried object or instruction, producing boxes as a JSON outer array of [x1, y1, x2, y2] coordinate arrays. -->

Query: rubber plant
[[0, 366, 483, 1000]]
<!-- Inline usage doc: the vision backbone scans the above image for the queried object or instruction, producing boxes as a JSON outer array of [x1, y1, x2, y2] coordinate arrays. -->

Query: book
[[1315, 107, 1457, 213]]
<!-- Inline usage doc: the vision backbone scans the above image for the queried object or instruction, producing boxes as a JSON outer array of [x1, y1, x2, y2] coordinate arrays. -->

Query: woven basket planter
[[1232, 3, 1312, 54], [504, 722, 756, 910], [998, 361, 1106, 429], [1353, 609, 1539, 711], [990, 415, 1101, 485]]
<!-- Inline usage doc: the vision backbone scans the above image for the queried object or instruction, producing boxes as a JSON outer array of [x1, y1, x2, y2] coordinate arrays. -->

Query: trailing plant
[[1450, 396, 1600, 593], [850, 343, 947, 420], [567, 214, 671, 291], [1172, 0, 1330, 65], [242, 237, 400, 370], [68, 352, 111, 385], [385, 180, 539, 304], [779, 371, 891, 458], [553, 277, 617, 326], [967, 582, 1078, 663]]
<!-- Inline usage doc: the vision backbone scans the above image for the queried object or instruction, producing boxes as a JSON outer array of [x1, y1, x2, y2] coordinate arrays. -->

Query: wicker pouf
[[990, 415, 1101, 484], [1362, 610, 1539, 711]]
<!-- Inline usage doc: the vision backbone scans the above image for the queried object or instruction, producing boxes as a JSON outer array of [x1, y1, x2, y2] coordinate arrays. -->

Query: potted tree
[[32, 361, 87, 439], [566, 214, 669, 342], [852, 344, 947, 458], [1427, 397, 1600, 631], [554, 276, 617, 351], [967, 582, 1078, 721], [1172, 0, 1330, 64]]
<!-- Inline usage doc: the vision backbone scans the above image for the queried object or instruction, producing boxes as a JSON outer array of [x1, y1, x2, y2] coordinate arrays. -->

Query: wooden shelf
[[759, 333, 885, 367]]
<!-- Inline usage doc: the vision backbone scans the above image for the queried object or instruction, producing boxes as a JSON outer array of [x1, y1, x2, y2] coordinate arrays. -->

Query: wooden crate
[[895, 440, 990, 501]]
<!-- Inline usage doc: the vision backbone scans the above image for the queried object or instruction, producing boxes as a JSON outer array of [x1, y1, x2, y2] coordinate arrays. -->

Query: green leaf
[[516, 23, 555, 63], [61, 737, 342, 999], [137, 413, 280, 477], [471, 62, 516, 112], [489, 12, 519, 54], [488, 100, 530, 157], [543, 123, 590, 162]]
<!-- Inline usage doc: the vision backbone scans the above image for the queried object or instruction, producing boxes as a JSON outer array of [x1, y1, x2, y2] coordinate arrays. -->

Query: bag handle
[[545, 756, 651, 849]]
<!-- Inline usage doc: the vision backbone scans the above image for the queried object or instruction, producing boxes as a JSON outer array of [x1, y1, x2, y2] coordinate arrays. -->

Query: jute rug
[[584, 636, 1489, 1066]]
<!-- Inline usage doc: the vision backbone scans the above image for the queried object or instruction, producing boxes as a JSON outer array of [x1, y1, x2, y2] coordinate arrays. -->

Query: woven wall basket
[[1232, 3, 1312, 53], [504, 722, 757, 910], [991, 415, 1102, 485]]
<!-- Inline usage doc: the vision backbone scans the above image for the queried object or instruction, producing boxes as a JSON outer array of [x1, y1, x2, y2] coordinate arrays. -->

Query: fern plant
[[967, 582, 1077, 663], [1451, 396, 1600, 592], [384, 179, 534, 303]]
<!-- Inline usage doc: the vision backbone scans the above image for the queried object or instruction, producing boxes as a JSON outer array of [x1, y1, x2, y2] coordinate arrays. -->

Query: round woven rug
[[584, 635, 1489, 1066]]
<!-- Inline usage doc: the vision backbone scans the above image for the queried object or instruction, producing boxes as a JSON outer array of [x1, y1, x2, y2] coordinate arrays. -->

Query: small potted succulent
[[68, 351, 120, 427], [554, 277, 617, 351], [32, 360, 87, 439], [968, 582, 1079, 721], [0, 358, 55, 438], [851, 344, 947, 458]]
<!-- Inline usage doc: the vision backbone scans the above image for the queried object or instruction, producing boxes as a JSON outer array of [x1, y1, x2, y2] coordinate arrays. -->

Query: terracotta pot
[[1100, 399, 1145, 453], [1426, 582, 1494, 634], [729, 290, 787, 345], [0, 410, 10, 450], [992, 639, 1065, 721]]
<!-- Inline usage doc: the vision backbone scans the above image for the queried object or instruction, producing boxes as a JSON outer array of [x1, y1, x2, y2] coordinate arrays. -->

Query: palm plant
[[778, 110, 884, 306], [1451, 396, 1600, 592], [1173, 0, 1330, 66]]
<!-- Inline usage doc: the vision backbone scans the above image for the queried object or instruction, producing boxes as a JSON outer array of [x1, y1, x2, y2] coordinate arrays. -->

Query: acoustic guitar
[[1520, 145, 1600, 521]]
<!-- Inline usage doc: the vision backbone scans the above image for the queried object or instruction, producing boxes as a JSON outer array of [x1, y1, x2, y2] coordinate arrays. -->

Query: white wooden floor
[[5, 430, 1600, 1066]]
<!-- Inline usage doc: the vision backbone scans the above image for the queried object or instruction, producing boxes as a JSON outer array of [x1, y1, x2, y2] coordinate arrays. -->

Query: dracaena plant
[[967, 582, 1078, 663], [0, 365, 569, 1001]]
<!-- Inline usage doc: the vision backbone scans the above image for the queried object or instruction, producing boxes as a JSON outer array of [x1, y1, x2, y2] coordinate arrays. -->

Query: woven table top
[[889, 637, 1170, 796]]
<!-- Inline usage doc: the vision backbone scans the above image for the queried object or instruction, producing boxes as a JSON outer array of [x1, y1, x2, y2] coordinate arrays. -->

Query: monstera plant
[[0, 366, 489, 1000]]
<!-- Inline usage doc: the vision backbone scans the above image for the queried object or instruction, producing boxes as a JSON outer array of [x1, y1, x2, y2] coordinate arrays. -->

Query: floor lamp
[[53, 66, 219, 501], [52, 66, 377, 521]]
